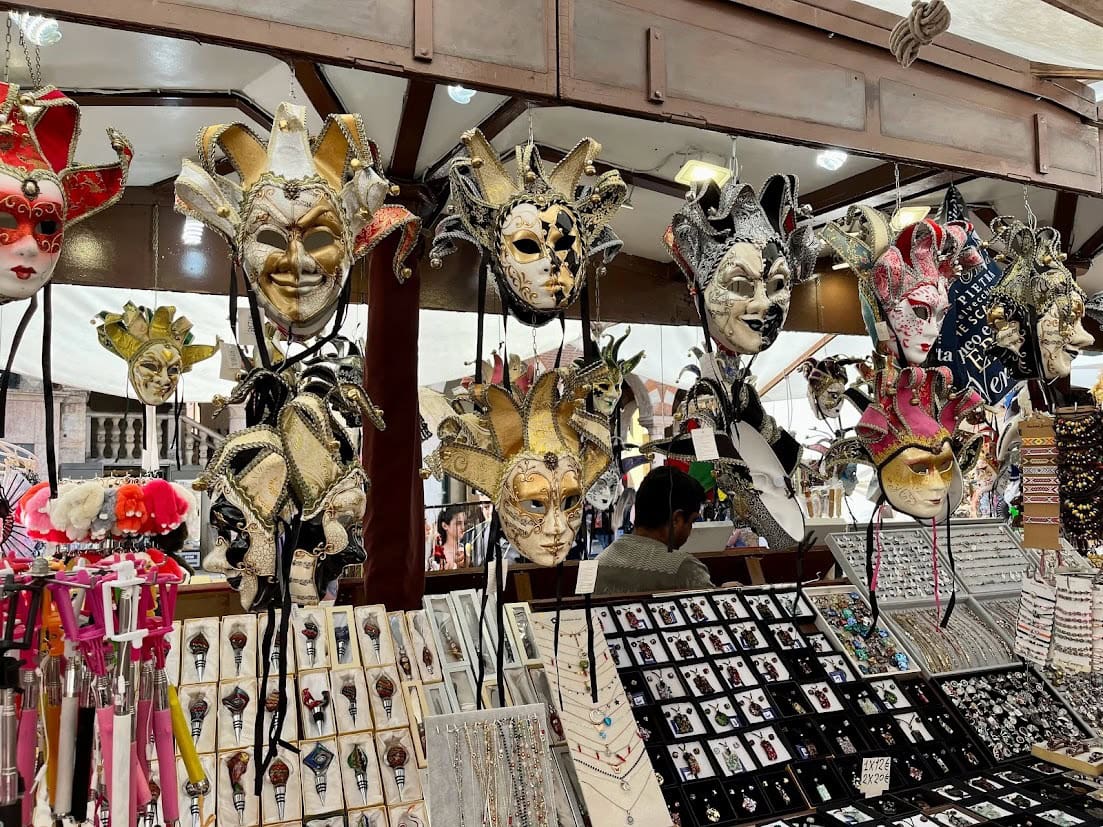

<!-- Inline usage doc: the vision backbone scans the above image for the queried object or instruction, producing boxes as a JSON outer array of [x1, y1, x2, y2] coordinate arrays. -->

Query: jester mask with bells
[[0, 83, 131, 302], [175, 102, 419, 337], [431, 129, 628, 326], [95, 302, 219, 406], [666, 175, 818, 355], [984, 218, 1092, 383], [821, 210, 981, 367], [429, 368, 613, 566], [589, 328, 643, 417], [857, 367, 982, 520]]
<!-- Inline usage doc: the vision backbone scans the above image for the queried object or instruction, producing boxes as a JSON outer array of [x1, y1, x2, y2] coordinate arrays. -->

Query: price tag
[[859, 756, 892, 798], [219, 342, 244, 380], [236, 306, 261, 350], [690, 426, 720, 461], [575, 559, 600, 595]]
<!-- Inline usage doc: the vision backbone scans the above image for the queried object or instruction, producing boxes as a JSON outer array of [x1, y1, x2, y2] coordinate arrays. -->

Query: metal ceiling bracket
[[414, 0, 434, 62], [1035, 114, 1050, 175], [647, 27, 665, 103]]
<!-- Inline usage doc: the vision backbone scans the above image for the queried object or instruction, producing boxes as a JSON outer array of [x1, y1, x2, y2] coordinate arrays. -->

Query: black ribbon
[[475, 256, 488, 384], [864, 493, 886, 636], [474, 511, 498, 710], [789, 530, 816, 617], [0, 295, 36, 438], [940, 500, 957, 628], [553, 562, 564, 710], [42, 283, 57, 495]]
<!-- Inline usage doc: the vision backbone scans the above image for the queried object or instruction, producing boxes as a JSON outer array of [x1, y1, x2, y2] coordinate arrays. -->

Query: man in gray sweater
[[594, 466, 715, 595]]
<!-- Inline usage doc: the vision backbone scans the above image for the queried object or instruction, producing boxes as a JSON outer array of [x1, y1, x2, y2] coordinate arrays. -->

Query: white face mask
[[496, 200, 585, 312], [497, 452, 584, 566], [703, 242, 790, 355], [886, 282, 949, 366], [1037, 298, 1093, 381], [0, 172, 64, 302], [585, 467, 622, 511], [129, 342, 183, 406], [240, 182, 350, 337]]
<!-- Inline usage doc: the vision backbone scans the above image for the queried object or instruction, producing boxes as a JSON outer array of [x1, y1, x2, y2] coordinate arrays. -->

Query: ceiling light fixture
[[447, 85, 476, 105], [674, 158, 732, 189], [181, 217, 204, 246], [816, 149, 848, 171], [8, 11, 61, 47], [890, 205, 930, 232]]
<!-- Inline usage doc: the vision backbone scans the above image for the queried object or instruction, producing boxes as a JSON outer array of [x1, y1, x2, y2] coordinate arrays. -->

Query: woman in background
[[431, 506, 468, 570]]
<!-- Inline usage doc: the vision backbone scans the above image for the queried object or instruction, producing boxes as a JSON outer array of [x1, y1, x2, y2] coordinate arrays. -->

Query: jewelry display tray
[[804, 585, 921, 677], [878, 596, 1021, 676], [826, 519, 1041, 604]]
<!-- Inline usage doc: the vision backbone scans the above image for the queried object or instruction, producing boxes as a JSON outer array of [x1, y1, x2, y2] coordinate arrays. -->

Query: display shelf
[[825, 526, 954, 604], [882, 600, 1019, 676]]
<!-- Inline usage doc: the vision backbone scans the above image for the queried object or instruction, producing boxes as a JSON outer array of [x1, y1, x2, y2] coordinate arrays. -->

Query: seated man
[[595, 466, 714, 596]]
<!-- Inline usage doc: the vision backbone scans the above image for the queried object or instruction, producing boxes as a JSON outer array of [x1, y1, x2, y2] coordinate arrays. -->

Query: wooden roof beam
[[388, 78, 435, 180], [67, 89, 272, 126], [1036, 0, 1103, 27], [423, 96, 531, 181], [812, 170, 976, 227], [1052, 190, 1080, 253], [803, 163, 931, 215], [291, 60, 345, 118]]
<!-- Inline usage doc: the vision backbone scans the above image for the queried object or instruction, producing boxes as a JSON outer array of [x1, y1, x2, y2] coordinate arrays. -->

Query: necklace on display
[[579, 771, 652, 826]]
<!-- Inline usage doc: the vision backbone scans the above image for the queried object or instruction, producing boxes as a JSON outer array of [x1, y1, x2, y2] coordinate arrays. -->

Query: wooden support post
[[361, 233, 426, 609]]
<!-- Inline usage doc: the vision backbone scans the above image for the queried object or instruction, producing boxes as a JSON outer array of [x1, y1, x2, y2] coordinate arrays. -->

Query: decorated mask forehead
[[431, 129, 627, 326], [175, 102, 418, 338], [0, 84, 131, 304], [428, 367, 613, 567], [585, 466, 622, 511], [95, 303, 218, 406], [667, 175, 817, 355]]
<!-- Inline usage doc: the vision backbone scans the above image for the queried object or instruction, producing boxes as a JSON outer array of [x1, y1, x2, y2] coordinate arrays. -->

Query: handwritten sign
[[859, 756, 892, 798], [575, 559, 600, 595]]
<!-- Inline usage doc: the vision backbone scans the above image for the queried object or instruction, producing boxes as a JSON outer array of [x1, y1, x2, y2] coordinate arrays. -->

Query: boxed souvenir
[[219, 613, 258, 680], [388, 611, 419, 682], [257, 610, 297, 674], [404, 609, 442, 682], [165, 620, 182, 686], [377, 729, 423, 804], [338, 734, 385, 809], [354, 604, 394, 668], [326, 604, 361, 669], [259, 681, 300, 744], [504, 602, 542, 665], [423, 594, 469, 670], [388, 801, 428, 827], [179, 682, 218, 754], [300, 738, 344, 816], [291, 607, 330, 671], [331, 666, 372, 733], [365, 664, 408, 730], [347, 807, 388, 827], [298, 669, 338, 740], [215, 678, 257, 751], [443, 664, 479, 713], [216, 748, 259, 827], [401, 681, 429, 767], [180, 618, 220, 685], [259, 745, 302, 825], [174, 754, 218, 827]]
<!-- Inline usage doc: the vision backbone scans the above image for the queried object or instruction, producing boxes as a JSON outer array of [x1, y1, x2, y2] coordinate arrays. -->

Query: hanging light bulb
[[8, 12, 61, 47], [181, 218, 204, 246], [816, 149, 848, 171], [447, 85, 476, 105]]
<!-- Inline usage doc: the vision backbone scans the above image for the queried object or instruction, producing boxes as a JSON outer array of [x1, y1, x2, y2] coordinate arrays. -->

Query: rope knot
[[889, 0, 951, 68]]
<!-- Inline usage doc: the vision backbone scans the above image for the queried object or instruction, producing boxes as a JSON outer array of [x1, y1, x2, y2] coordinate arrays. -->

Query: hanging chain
[[18, 28, 32, 87], [32, 45, 40, 88], [893, 163, 902, 216], [527, 109, 534, 145], [152, 203, 160, 299], [3, 17, 11, 84], [1023, 185, 1038, 232], [288, 59, 297, 102]]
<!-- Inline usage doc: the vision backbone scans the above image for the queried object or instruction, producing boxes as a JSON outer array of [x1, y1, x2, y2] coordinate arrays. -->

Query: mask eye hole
[[730, 277, 755, 299], [34, 219, 58, 236], [302, 228, 335, 254], [257, 228, 287, 249], [910, 301, 932, 321], [0, 213, 18, 230], [512, 237, 541, 255], [768, 277, 786, 294], [562, 493, 582, 510], [522, 498, 547, 515]]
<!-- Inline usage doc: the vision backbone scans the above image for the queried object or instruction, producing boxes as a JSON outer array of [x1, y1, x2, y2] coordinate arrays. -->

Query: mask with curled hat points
[[666, 175, 818, 355], [431, 129, 628, 327]]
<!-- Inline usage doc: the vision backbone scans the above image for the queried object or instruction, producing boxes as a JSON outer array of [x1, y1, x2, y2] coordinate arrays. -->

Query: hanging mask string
[[553, 561, 564, 710], [865, 493, 886, 636], [173, 389, 184, 472], [474, 509, 498, 710], [789, 530, 816, 616], [42, 282, 57, 496], [583, 511, 597, 702], [475, 255, 488, 384], [0, 295, 37, 438], [940, 499, 957, 628], [553, 313, 566, 369], [227, 261, 251, 368], [494, 524, 507, 708], [501, 311, 512, 393], [580, 284, 596, 363], [931, 516, 942, 628]]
